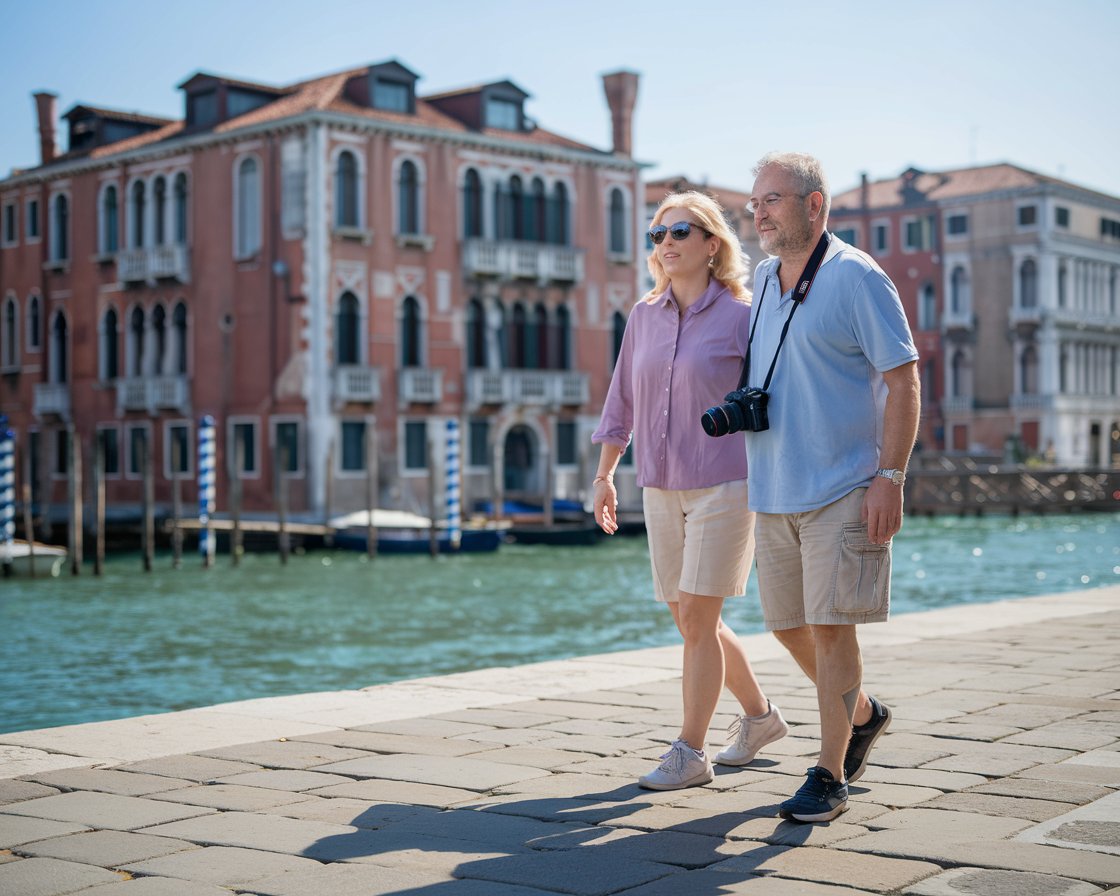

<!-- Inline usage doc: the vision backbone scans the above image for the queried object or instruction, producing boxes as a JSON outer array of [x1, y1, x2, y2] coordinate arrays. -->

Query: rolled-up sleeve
[[592, 311, 635, 449]]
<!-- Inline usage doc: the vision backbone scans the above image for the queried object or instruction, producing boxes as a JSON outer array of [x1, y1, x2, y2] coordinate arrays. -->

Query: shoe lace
[[727, 715, 751, 746], [657, 741, 689, 774]]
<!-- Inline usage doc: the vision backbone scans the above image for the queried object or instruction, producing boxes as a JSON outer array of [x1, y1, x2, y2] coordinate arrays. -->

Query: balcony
[[463, 240, 585, 284], [940, 307, 973, 332], [1009, 304, 1042, 327], [34, 383, 71, 418], [466, 369, 589, 408], [118, 244, 190, 284], [116, 375, 189, 413], [941, 395, 974, 414], [333, 365, 381, 403], [399, 367, 443, 405], [1011, 394, 1051, 411]]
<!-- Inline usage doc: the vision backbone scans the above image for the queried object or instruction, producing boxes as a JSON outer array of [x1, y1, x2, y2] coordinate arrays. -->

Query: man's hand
[[861, 477, 903, 544]]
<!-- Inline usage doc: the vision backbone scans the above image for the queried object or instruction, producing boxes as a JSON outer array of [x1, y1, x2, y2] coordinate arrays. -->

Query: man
[[743, 152, 921, 823]]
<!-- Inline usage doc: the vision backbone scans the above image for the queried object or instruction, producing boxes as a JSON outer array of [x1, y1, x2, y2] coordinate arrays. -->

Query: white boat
[[1, 539, 68, 577]]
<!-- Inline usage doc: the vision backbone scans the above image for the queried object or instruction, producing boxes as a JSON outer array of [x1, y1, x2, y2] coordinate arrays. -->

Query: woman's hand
[[593, 478, 618, 535]]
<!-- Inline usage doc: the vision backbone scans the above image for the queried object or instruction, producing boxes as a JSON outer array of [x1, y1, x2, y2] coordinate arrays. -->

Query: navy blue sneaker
[[778, 766, 849, 823], [844, 695, 892, 783]]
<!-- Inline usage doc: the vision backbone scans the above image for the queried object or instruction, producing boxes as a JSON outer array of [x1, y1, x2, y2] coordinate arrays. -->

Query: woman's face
[[654, 208, 718, 283]]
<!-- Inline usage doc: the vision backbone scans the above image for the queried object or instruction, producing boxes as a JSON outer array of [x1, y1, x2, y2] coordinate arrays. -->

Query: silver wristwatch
[[875, 468, 906, 487]]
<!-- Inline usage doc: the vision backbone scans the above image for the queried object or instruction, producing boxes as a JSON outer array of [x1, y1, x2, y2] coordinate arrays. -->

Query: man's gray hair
[[753, 152, 831, 220]]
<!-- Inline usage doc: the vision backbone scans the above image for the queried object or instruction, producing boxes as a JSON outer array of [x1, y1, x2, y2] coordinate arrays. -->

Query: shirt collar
[[661, 277, 727, 316]]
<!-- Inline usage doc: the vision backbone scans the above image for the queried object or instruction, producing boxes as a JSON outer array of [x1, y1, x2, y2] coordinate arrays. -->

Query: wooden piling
[[323, 441, 334, 548], [68, 427, 83, 576], [231, 437, 243, 565], [276, 442, 289, 565], [20, 482, 34, 578], [171, 438, 183, 569], [542, 443, 554, 528], [427, 438, 438, 558], [93, 436, 105, 576], [365, 423, 377, 559], [142, 435, 154, 572]]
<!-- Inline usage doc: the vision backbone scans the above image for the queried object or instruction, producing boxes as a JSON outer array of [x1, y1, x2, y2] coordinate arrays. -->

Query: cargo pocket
[[833, 522, 889, 615]]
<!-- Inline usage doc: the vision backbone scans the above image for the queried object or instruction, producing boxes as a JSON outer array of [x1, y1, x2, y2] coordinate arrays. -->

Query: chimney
[[33, 91, 58, 165], [860, 172, 870, 211], [601, 70, 639, 157]]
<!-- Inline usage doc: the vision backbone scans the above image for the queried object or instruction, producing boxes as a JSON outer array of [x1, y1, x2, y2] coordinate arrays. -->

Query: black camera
[[701, 387, 769, 437]]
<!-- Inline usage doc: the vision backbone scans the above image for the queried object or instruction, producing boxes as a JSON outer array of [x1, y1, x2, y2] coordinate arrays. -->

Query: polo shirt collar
[[661, 277, 726, 316]]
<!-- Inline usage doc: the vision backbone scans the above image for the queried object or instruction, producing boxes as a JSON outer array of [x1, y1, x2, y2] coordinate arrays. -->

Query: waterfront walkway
[[2, 586, 1118, 895]]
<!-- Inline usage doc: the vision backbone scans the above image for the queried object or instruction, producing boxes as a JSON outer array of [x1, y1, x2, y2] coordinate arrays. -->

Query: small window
[[833, 227, 857, 246], [462, 169, 483, 239], [556, 421, 577, 466], [2, 202, 16, 246], [2, 297, 17, 368], [227, 89, 269, 119], [373, 79, 411, 113], [276, 421, 300, 473], [1018, 205, 1038, 227], [468, 419, 489, 468], [27, 295, 41, 351], [335, 151, 360, 229], [188, 91, 218, 127], [232, 421, 257, 475], [608, 188, 627, 254], [404, 420, 428, 470], [903, 216, 934, 252], [127, 426, 150, 476], [1054, 206, 1070, 229], [55, 429, 70, 476], [398, 160, 419, 235], [946, 214, 968, 236], [1101, 218, 1120, 240], [97, 428, 120, 476], [167, 423, 191, 475], [26, 198, 40, 240], [486, 97, 520, 130], [340, 420, 366, 472], [51, 194, 69, 261], [918, 284, 937, 331], [872, 223, 889, 254], [236, 157, 262, 258]]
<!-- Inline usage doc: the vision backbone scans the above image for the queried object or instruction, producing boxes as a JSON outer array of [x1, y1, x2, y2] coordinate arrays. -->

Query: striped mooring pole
[[445, 419, 461, 552], [0, 417, 14, 572], [197, 415, 216, 564]]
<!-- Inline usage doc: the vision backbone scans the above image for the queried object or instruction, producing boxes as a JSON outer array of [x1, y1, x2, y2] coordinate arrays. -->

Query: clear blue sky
[[3, 0, 1117, 199]]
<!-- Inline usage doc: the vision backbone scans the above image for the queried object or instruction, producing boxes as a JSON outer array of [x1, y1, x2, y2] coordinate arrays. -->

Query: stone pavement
[[1, 585, 1118, 895]]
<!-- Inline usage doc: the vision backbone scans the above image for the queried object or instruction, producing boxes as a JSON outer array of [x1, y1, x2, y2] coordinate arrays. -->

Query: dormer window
[[486, 97, 520, 130], [188, 91, 218, 128], [366, 60, 418, 114], [228, 89, 271, 118], [374, 79, 411, 113]]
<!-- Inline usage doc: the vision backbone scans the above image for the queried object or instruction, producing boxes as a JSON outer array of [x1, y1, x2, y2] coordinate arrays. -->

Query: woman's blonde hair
[[644, 190, 750, 303]]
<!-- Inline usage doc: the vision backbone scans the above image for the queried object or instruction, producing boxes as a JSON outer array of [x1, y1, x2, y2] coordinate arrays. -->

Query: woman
[[592, 191, 787, 790]]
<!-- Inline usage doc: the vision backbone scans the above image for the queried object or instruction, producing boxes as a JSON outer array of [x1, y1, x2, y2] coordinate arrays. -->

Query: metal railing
[[117, 244, 190, 283], [116, 375, 189, 413], [333, 365, 381, 403], [399, 367, 443, 404], [463, 240, 585, 283], [466, 369, 589, 407], [33, 383, 70, 418]]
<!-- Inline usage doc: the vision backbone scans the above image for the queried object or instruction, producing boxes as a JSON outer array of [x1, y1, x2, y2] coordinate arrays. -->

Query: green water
[[1, 512, 1117, 733]]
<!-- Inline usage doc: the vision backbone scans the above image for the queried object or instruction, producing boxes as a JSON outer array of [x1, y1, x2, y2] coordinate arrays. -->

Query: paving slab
[[451, 848, 679, 896], [25, 768, 192, 797], [211, 768, 356, 791], [1018, 789, 1120, 857], [715, 842, 942, 892], [0, 856, 123, 895], [308, 776, 483, 808], [260, 795, 437, 828], [121, 844, 319, 885], [919, 790, 1079, 822], [618, 870, 877, 894], [3, 792, 214, 832], [15, 829, 197, 866], [195, 739, 371, 769], [287, 728, 494, 756], [904, 866, 1104, 896], [313, 752, 551, 791], [113, 755, 261, 781], [0, 779, 60, 805], [0, 813, 89, 848], [147, 782, 315, 811], [82, 875, 275, 894], [236, 861, 451, 895]]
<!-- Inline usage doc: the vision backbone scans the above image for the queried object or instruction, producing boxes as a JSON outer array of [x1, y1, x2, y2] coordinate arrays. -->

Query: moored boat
[[1, 539, 68, 577]]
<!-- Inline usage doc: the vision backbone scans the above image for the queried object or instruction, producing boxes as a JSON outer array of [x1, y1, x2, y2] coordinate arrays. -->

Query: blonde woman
[[592, 191, 787, 790]]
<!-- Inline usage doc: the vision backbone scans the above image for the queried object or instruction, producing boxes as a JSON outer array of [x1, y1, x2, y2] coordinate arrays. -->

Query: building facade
[[830, 164, 1120, 467], [0, 61, 645, 525]]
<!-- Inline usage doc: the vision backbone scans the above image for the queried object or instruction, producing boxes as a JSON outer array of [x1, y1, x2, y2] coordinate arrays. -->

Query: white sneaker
[[714, 701, 790, 766], [638, 739, 714, 791]]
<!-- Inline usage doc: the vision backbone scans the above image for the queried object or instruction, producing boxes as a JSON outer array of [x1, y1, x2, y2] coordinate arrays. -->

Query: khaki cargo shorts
[[754, 487, 891, 630], [643, 479, 755, 603]]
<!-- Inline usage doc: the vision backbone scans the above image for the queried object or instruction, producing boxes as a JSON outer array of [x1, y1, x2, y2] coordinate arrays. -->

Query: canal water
[[2, 512, 1117, 733]]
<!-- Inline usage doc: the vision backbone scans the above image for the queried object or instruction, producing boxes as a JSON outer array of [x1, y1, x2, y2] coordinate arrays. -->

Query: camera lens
[[701, 403, 743, 438]]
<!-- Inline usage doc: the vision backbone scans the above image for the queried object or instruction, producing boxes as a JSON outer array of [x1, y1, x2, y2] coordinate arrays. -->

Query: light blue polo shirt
[[744, 235, 918, 514]]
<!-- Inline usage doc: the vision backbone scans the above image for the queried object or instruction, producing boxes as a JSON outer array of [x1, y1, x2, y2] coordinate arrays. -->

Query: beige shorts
[[642, 479, 755, 603], [755, 487, 891, 630]]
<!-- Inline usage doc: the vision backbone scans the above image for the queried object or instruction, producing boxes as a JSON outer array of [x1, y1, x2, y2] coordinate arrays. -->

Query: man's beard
[[761, 217, 814, 256]]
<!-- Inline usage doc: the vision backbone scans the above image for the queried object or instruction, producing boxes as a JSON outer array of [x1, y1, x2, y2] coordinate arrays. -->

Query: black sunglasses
[[648, 221, 711, 245]]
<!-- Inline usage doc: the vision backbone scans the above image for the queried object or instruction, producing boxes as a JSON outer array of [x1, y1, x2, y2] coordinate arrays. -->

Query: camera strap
[[739, 231, 832, 391]]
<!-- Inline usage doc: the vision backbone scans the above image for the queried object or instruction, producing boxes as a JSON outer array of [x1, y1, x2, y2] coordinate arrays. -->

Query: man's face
[[750, 165, 815, 257]]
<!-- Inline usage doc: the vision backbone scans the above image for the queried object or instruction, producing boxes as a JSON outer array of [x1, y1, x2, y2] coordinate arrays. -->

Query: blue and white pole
[[0, 417, 14, 571], [445, 419, 461, 551], [197, 415, 216, 563]]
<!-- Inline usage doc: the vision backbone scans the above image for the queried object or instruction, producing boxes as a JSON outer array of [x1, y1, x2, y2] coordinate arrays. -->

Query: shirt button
[[663, 410, 668, 416], [661, 433, 666, 439]]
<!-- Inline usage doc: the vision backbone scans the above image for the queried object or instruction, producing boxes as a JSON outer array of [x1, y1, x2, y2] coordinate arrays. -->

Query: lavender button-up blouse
[[592, 278, 751, 490]]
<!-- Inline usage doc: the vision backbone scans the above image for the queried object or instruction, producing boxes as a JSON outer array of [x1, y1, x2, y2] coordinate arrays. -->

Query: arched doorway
[[503, 425, 536, 493]]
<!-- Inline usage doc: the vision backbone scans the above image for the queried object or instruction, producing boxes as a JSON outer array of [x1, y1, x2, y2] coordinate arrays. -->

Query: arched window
[[173, 173, 189, 244], [466, 298, 486, 369], [951, 349, 970, 398], [921, 358, 937, 407], [172, 302, 188, 374], [608, 187, 627, 254], [2, 296, 17, 368], [130, 181, 146, 249], [151, 305, 167, 374], [509, 175, 524, 241], [523, 303, 545, 370], [335, 150, 359, 229], [1059, 346, 1069, 393], [950, 266, 969, 315], [235, 157, 261, 258], [1020, 345, 1038, 395], [398, 160, 419, 235], [51, 312, 68, 383], [336, 291, 360, 365], [128, 307, 145, 377], [400, 295, 421, 367], [528, 178, 546, 243], [1020, 259, 1037, 309], [611, 310, 626, 366], [509, 302, 526, 368], [52, 194, 69, 260], [153, 176, 167, 246], [101, 185, 119, 254], [555, 304, 571, 370], [492, 300, 507, 368], [918, 283, 936, 330], [27, 295, 41, 351], [462, 168, 483, 239], [100, 307, 119, 380], [534, 303, 549, 369], [1057, 264, 1068, 307], [548, 182, 569, 246]]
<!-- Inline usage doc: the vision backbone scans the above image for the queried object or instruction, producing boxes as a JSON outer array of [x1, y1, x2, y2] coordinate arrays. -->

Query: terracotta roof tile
[[831, 163, 1066, 211]]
